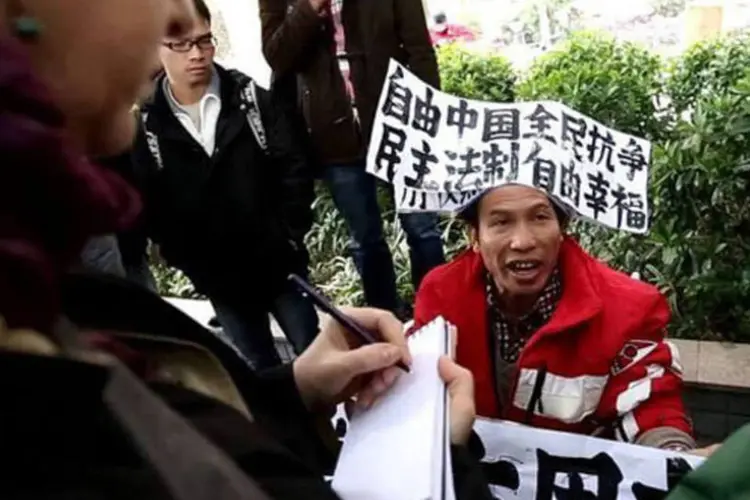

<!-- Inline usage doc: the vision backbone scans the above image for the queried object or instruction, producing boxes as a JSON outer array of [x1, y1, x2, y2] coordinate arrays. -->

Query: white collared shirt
[[163, 68, 222, 156]]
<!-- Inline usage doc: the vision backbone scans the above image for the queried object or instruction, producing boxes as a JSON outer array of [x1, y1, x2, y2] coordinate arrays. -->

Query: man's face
[[471, 185, 563, 300], [159, 17, 215, 90]]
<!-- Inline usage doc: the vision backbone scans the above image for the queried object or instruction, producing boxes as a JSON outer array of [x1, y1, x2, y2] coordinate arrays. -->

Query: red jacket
[[414, 237, 692, 443]]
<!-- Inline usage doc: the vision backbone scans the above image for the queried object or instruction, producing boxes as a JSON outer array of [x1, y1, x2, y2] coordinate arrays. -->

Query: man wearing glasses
[[128, 0, 319, 370]]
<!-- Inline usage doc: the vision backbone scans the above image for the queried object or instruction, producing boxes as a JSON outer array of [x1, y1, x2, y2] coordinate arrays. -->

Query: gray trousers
[[79, 235, 156, 292]]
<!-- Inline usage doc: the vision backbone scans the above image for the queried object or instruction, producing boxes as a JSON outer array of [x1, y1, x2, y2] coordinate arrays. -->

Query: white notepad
[[332, 316, 456, 500]]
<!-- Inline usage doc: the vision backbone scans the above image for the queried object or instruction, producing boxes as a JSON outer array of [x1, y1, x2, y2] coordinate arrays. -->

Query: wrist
[[293, 358, 317, 411]]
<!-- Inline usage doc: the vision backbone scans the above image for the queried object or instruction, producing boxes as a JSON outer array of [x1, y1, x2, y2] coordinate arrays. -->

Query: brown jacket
[[260, 0, 439, 165]]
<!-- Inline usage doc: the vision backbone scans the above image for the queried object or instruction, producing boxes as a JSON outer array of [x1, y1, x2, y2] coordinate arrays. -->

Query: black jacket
[[0, 272, 496, 500], [130, 65, 314, 306], [0, 353, 494, 500]]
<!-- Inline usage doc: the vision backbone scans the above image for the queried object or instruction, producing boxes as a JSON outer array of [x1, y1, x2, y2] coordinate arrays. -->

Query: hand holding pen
[[289, 274, 411, 373], [289, 274, 413, 411]]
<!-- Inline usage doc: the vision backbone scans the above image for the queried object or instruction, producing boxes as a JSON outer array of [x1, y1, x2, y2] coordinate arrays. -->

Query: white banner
[[366, 60, 652, 234], [331, 409, 703, 500]]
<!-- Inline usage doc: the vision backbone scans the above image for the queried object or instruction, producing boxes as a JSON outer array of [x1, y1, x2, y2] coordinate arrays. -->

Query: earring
[[12, 16, 42, 41]]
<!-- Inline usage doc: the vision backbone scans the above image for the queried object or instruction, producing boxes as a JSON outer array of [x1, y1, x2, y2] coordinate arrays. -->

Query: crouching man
[[414, 184, 696, 451]]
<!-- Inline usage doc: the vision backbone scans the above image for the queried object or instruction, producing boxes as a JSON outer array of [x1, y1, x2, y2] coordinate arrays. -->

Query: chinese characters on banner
[[329, 408, 704, 500], [366, 61, 653, 234]]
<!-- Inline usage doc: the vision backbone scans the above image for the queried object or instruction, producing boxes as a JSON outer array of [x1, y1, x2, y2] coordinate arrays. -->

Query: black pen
[[288, 274, 410, 373]]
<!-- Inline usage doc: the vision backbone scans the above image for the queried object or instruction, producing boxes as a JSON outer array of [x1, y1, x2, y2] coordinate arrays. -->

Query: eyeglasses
[[163, 33, 216, 53]]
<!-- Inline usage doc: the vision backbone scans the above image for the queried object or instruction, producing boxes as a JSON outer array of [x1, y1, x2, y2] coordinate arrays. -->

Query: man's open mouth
[[506, 260, 543, 280]]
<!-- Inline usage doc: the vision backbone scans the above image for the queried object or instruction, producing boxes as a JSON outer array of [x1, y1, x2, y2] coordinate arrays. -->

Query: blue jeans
[[323, 164, 445, 311], [211, 287, 320, 370], [399, 210, 446, 293]]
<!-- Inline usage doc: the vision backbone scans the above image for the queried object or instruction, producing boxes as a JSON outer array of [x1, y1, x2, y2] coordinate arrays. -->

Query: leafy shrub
[[152, 261, 201, 299], [305, 182, 470, 307], [580, 74, 750, 341], [516, 31, 665, 141], [437, 44, 516, 103], [665, 31, 750, 117], [625, 75, 750, 341]]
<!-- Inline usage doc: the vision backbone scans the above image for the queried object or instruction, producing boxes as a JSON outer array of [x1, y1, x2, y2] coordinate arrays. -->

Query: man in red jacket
[[413, 184, 696, 451]]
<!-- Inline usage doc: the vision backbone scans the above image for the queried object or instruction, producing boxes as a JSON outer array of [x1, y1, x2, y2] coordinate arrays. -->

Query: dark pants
[[323, 163, 445, 312], [211, 286, 320, 370]]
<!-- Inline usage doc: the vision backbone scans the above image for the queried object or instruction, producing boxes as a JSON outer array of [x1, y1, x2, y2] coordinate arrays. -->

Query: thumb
[[439, 356, 476, 446], [439, 357, 474, 400], [339, 343, 403, 379]]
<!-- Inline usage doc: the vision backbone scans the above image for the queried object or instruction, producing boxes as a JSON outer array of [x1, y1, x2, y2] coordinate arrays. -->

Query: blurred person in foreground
[[128, 0, 319, 369], [0, 1, 492, 498], [413, 184, 716, 456]]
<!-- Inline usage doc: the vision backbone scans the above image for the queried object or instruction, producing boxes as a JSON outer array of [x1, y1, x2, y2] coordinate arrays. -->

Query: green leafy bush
[[624, 75, 750, 340], [437, 44, 516, 103], [665, 31, 750, 117], [516, 31, 665, 141], [152, 262, 201, 299]]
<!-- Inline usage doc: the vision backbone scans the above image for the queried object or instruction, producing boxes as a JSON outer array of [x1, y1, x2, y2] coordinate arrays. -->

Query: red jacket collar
[[465, 236, 603, 336]]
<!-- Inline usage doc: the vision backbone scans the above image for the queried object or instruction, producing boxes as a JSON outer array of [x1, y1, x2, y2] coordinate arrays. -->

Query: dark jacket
[[0, 352, 494, 500], [259, 0, 439, 165], [0, 272, 498, 500], [130, 65, 314, 306]]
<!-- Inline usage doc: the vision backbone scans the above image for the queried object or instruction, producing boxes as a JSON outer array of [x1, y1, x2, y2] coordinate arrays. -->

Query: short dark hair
[[434, 12, 447, 24], [193, 0, 212, 24], [460, 196, 570, 230]]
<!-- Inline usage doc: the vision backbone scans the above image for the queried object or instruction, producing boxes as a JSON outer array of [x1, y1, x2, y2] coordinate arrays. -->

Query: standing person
[[259, 0, 446, 315], [130, 0, 319, 369]]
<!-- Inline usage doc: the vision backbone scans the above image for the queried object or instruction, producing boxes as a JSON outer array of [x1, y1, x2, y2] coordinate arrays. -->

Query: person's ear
[[469, 226, 480, 253]]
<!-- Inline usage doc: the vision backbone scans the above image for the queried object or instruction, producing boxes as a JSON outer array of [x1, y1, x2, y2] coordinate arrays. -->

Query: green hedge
[[154, 33, 750, 341], [665, 32, 750, 118], [516, 32, 665, 141], [437, 44, 516, 103]]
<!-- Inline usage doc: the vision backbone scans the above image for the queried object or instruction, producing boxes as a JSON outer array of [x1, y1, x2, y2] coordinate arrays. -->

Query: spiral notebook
[[332, 316, 456, 500]]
